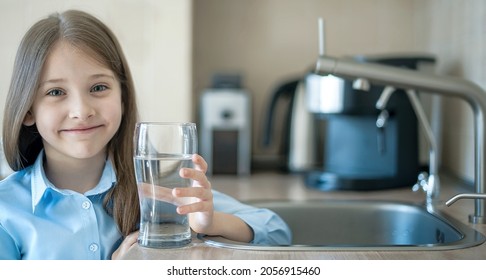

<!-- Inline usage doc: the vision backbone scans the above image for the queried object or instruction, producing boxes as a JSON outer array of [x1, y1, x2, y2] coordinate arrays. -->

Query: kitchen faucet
[[314, 55, 486, 223], [375, 86, 440, 210]]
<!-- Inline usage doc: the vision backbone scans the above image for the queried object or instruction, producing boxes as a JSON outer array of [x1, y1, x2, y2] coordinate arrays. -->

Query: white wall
[[413, 0, 486, 183], [0, 0, 193, 134]]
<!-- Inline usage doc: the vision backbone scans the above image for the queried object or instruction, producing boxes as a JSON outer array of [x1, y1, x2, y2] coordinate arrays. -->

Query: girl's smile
[[60, 124, 104, 134]]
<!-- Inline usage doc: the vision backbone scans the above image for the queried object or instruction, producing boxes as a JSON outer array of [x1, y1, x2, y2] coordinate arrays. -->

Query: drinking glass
[[133, 122, 197, 248]]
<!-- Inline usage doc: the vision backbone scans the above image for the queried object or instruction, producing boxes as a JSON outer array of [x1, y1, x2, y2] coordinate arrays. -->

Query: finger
[[112, 231, 139, 259], [179, 168, 211, 189], [124, 231, 139, 245], [138, 183, 175, 203], [177, 200, 213, 214], [173, 186, 213, 201], [192, 154, 208, 173]]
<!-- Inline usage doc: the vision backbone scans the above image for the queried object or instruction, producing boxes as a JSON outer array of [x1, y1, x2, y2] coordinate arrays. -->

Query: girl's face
[[24, 41, 123, 162]]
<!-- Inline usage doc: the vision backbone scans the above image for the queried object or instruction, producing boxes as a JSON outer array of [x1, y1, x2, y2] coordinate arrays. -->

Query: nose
[[68, 93, 95, 120]]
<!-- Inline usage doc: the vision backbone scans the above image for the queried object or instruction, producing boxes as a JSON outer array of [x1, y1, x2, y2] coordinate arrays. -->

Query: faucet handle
[[445, 193, 486, 206], [446, 193, 486, 224]]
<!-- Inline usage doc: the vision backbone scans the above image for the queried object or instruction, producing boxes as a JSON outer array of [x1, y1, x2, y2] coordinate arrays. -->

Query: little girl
[[0, 10, 291, 260]]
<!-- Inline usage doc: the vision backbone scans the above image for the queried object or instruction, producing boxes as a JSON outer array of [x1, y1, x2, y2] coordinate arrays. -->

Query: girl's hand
[[173, 154, 215, 234], [147, 154, 253, 243], [111, 231, 138, 260]]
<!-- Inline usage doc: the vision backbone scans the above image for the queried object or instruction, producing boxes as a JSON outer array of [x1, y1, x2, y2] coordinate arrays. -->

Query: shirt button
[[82, 201, 91, 209], [89, 243, 99, 252]]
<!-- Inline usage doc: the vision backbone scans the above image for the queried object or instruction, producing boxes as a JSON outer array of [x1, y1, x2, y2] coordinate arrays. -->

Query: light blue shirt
[[0, 152, 291, 259]]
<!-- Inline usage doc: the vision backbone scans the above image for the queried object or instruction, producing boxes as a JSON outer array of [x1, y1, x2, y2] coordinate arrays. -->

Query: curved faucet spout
[[315, 55, 486, 223]]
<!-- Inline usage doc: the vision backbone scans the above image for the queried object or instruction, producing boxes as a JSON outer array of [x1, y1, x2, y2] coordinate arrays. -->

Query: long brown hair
[[2, 10, 140, 236]]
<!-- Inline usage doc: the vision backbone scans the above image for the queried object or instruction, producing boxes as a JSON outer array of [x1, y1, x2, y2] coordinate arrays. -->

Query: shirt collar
[[31, 151, 117, 212]]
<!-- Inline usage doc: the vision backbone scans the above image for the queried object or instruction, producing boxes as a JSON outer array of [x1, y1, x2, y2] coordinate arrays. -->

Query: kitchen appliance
[[199, 74, 251, 175], [262, 78, 320, 172], [305, 54, 436, 191]]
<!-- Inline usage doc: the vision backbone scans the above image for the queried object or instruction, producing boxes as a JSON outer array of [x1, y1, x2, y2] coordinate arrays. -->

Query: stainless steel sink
[[198, 200, 486, 251]]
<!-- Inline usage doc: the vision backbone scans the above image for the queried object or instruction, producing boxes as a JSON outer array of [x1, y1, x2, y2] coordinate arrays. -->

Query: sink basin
[[198, 200, 486, 251]]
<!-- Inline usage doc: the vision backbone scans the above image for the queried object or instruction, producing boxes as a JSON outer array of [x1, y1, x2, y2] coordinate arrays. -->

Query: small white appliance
[[199, 84, 251, 176]]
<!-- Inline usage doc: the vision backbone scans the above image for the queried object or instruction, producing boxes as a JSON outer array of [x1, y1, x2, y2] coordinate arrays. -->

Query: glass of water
[[133, 122, 197, 248]]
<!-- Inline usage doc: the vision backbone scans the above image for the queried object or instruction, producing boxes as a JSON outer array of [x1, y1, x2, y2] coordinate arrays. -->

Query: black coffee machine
[[305, 54, 436, 191]]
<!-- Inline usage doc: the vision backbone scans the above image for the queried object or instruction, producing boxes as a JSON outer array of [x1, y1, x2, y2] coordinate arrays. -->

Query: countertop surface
[[122, 172, 486, 260]]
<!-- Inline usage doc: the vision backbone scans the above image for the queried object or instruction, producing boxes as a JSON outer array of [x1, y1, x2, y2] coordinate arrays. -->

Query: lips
[[61, 124, 103, 133]]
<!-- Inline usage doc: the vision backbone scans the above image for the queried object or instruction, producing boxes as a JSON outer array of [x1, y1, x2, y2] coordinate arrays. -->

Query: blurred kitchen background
[[0, 0, 484, 186]]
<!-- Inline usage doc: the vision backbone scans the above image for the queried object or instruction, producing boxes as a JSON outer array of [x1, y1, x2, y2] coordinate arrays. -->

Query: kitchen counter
[[122, 172, 486, 259]]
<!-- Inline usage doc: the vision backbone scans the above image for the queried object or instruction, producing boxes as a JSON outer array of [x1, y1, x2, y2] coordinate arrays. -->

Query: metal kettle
[[262, 78, 318, 172]]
